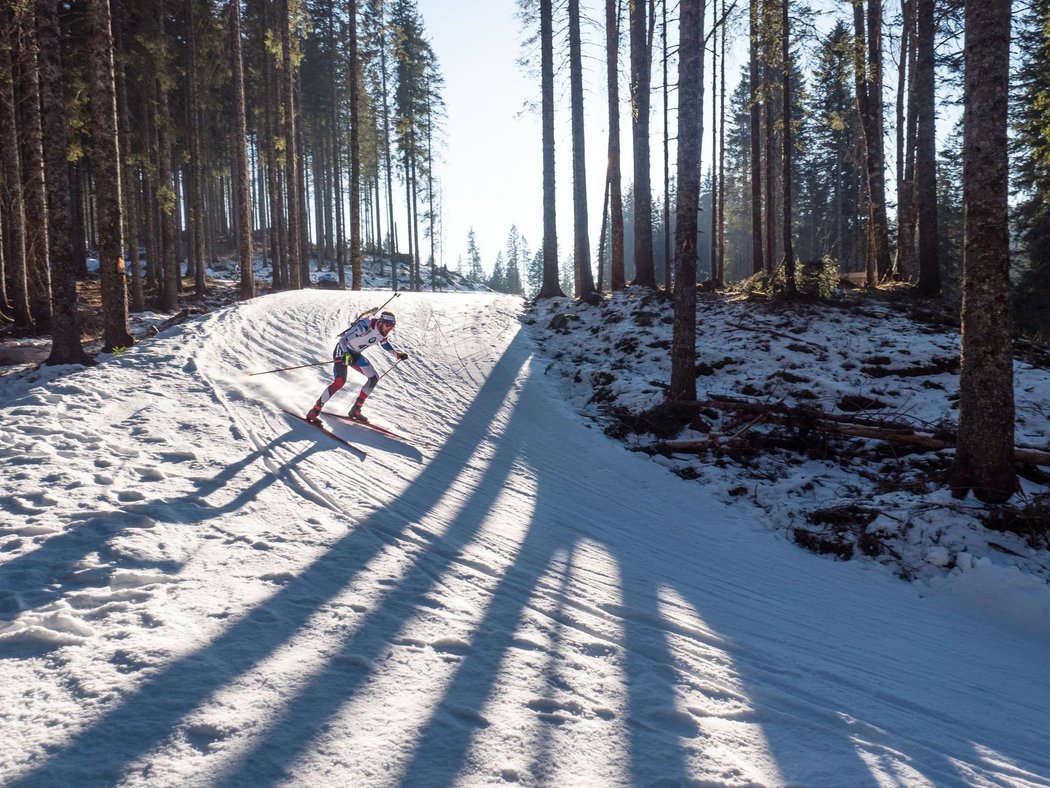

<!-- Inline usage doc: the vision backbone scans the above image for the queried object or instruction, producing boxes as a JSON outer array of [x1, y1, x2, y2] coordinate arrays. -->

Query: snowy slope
[[1, 290, 1049, 787]]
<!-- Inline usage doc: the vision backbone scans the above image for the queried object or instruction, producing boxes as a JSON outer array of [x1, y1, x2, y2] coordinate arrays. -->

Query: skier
[[305, 310, 408, 425]]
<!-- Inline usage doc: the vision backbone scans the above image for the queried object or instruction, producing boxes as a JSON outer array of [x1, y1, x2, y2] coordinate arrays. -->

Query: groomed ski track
[[2, 290, 1048, 787]]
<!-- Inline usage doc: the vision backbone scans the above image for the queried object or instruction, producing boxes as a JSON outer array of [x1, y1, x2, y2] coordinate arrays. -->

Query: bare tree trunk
[[630, 0, 656, 287], [537, 0, 564, 298], [36, 0, 92, 364], [569, 0, 594, 297], [17, 14, 53, 330], [670, 0, 704, 402], [606, 0, 626, 291], [410, 139, 422, 290], [114, 0, 144, 312], [349, 0, 362, 290], [185, 0, 206, 296], [761, 0, 774, 275], [781, 0, 795, 292], [894, 0, 916, 281], [748, 0, 764, 276], [230, 0, 254, 299], [717, 0, 726, 285], [280, 0, 302, 288], [262, 1, 284, 289], [710, 3, 718, 285], [597, 174, 609, 291], [914, 0, 939, 296], [89, 0, 133, 350], [948, 0, 1016, 503], [662, 0, 671, 289], [852, 0, 891, 287], [1, 7, 34, 328], [157, 83, 180, 311], [377, 2, 397, 289]]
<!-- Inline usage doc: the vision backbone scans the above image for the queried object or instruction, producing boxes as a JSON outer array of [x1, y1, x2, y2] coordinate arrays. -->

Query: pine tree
[[466, 227, 484, 282], [800, 21, 862, 269], [490, 251, 507, 292], [505, 227, 524, 295]]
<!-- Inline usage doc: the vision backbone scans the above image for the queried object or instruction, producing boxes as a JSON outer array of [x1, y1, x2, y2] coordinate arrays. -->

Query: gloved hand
[[396, 351, 409, 361]]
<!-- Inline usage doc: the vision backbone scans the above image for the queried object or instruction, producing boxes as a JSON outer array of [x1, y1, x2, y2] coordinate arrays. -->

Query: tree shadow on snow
[[12, 331, 1045, 787]]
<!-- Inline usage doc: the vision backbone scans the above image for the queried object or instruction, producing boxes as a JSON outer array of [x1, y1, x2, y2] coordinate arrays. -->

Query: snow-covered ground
[[2, 286, 1049, 786]]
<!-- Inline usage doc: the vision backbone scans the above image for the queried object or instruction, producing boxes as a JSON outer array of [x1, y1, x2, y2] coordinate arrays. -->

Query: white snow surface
[[1, 289, 1048, 787]]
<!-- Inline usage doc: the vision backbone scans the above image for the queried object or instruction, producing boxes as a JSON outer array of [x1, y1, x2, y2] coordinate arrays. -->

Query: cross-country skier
[[305, 310, 408, 425]]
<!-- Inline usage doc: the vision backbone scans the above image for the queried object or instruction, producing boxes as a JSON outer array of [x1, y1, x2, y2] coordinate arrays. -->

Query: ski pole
[[246, 359, 330, 376], [375, 355, 406, 385]]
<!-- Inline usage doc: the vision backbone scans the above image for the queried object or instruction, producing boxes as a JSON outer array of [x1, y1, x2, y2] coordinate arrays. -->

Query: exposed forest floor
[[526, 283, 1050, 590]]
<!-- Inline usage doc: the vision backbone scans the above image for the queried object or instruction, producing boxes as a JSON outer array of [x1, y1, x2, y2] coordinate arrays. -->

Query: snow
[[1, 281, 1049, 786]]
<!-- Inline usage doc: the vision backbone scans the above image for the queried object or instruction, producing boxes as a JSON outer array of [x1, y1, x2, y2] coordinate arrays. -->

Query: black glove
[[396, 351, 409, 361]]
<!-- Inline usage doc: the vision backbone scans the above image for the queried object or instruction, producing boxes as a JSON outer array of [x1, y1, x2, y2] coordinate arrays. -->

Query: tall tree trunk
[[185, 0, 206, 296], [157, 83, 180, 311], [114, 0, 144, 312], [914, 0, 939, 296], [781, 0, 795, 292], [89, 0, 133, 351], [717, 0, 726, 285], [629, 0, 656, 287], [349, 0, 362, 289], [948, 0, 1016, 503], [403, 146, 414, 288], [894, 0, 916, 281], [280, 0, 302, 288], [597, 175, 610, 291], [569, 0, 594, 298], [606, 0, 626, 291], [670, 0, 704, 403], [748, 0, 764, 276], [231, 0, 254, 299], [537, 0, 563, 298], [71, 160, 88, 277], [761, 0, 774, 274], [867, 0, 888, 279], [262, 0, 285, 289], [0, 202, 7, 321], [410, 140, 421, 290], [1, 7, 33, 328], [36, 0, 92, 364], [662, 0, 671, 289], [378, 3, 397, 288], [426, 77, 436, 288], [852, 0, 891, 287], [328, 0, 344, 287], [710, 3, 718, 284], [17, 15, 53, 330]]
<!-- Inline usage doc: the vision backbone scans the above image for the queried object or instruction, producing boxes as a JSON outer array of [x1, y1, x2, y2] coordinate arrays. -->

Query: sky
[[1, 263, 1049, 784], [413, 0, 549, 271]]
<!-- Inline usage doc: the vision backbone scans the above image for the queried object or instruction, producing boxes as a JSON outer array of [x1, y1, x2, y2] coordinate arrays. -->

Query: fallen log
[[658, 403, 1050, 467]]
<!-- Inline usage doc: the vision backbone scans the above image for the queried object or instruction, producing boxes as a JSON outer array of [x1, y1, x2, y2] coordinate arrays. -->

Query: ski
[[281, 409, 367, 459], [323, 414, 426, 446]]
